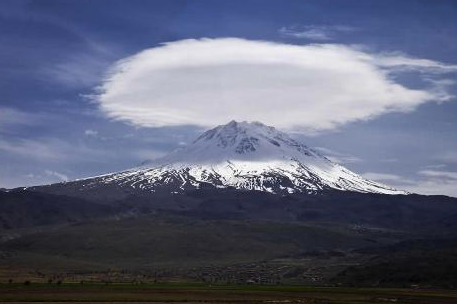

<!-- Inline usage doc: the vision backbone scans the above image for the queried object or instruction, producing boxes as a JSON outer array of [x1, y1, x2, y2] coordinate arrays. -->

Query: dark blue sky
[[1, 0, 457, 196]]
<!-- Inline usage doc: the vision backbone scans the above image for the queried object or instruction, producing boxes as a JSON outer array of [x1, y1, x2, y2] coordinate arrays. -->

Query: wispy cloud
[[380, 158, 398, 163], [418, 170, 457, 180], [435, 151, 457, 163], [363, 170, 457, 197], [373, 53, 457, 73], [362, 172, 405, 182], [0, 3, 120, 88], [279, 25, 356, 40], [279, 26, 330, 40], [404, 178, 457, 197], [44, 170, 69, 182], [0, 136, 107, 162], [20, 170, 69, 187], [0, 138, 63, 160], [0, 135, 124, 188], [40, 53, 113, 88], [422, 164, 447, 169], [314, 147, 363, 164], [0, 107, 48, 129], [95, 38, 456, 133], [133, 149, 168, 162]]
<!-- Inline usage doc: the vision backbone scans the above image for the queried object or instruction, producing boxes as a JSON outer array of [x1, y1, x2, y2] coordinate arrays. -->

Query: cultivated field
[[0, 283, 456, 304]]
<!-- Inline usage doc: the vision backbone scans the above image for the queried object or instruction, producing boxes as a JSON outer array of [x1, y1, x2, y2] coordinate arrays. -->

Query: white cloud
[[84, 129, 99, 137], [95, 38, 456, 133]]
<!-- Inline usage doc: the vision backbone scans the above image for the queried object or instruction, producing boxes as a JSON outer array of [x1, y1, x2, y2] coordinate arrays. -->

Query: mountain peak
[[196, 120, 274, 140], [193, 120, 299, 156]]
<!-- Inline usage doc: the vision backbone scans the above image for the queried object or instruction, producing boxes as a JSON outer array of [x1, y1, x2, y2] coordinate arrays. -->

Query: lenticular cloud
[[96, 38, 454, 132]]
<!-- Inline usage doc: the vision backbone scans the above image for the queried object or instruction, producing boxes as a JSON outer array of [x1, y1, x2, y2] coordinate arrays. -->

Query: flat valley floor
[[1, 283, 457, 304]]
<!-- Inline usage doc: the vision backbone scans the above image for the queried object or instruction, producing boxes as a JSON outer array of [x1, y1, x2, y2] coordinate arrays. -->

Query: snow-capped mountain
[[74, 120, 405, 195]]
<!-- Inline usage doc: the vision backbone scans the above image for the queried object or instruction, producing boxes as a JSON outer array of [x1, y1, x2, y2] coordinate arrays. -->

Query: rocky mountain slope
[[35, 121, 405, 198]]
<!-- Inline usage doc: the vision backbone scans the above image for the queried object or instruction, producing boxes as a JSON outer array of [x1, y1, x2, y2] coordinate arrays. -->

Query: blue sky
[[1, 0, 457, 196]]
